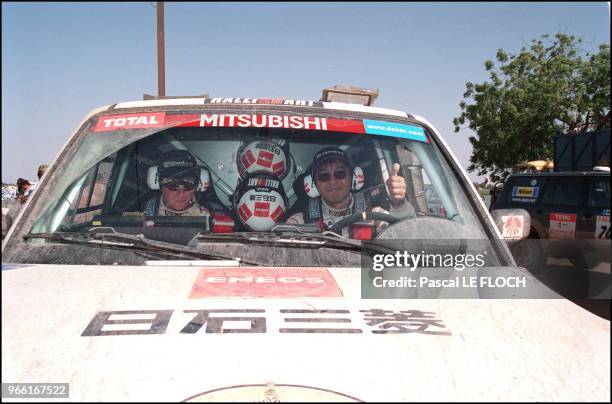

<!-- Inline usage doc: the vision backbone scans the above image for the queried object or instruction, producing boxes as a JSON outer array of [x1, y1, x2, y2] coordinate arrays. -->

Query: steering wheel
[[329, 211, 401, 234]]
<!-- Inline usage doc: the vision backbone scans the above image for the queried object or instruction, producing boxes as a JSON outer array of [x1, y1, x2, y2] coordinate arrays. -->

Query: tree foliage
[[453, 33, 610, 179]]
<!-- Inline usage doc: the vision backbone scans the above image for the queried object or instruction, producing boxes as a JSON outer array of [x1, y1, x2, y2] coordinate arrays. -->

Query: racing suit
[[285, 192, 414, 239]]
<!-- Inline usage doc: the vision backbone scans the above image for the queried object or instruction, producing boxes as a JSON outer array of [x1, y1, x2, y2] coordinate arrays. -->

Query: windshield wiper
[[24, 230, 263, 265], [196, 226, 363, 252]]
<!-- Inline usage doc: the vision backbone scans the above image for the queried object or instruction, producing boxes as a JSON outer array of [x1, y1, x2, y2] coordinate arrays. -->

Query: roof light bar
[[320, 85, 379, 106]]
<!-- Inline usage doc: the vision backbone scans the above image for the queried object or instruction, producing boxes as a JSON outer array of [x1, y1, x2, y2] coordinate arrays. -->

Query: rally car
[[492, 171, 611, 273], [2, 89, 609, 401]]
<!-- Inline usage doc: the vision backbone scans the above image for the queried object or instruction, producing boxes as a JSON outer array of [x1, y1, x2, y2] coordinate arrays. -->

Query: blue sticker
[[512, 186, 539, 198], [603, 209, 610, 216], [363, 120, 427, 142]]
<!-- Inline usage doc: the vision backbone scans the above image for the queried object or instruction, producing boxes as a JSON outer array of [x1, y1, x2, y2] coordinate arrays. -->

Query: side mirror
[[490, 208, 531, 242]]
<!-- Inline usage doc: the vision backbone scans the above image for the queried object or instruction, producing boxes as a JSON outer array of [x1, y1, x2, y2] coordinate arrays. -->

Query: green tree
[[453, 33, 610, 180]]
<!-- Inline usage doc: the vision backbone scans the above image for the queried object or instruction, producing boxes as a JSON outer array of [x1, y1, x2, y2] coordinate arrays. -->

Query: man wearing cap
[[285, 147, 413, 238], [16, 178, 32, 204], [144, 150, 211, 217]]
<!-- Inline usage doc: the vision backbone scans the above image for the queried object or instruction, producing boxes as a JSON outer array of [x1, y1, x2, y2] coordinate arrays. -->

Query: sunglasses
[[317, 170, 348, 182], [165, 183, 195, 191]]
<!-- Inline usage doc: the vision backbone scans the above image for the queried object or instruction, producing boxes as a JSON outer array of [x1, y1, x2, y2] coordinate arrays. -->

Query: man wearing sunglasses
[[144, 150, 211, 217], [286, 147, 413, 238]]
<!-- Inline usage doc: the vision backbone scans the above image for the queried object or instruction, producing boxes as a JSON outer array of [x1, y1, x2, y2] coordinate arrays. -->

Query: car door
[[500, 175, 547, 236], [578, 176, 611, 264], [579, 176, 610, 239]]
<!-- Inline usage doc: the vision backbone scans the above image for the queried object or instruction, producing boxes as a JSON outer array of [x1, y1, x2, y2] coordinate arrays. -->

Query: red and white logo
[[256, 150, 274, 168], [270, 205, 284, 222], [190, 267, 343, 298], [241, 149, 256, 169], [238, 203, 253, 222], [549, 213, 577, 239], [501, 215, 524, 239], [94, 113, 165, 132], [272, 161, 285, 177], [254, 201, 270, 217], [199, 114, 327, 131]]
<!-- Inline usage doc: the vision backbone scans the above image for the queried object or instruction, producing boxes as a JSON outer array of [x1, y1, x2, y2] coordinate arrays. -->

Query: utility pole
[[157, 1, 165, 96]]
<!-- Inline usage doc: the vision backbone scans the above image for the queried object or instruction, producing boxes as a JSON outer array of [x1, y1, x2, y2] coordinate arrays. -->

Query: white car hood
[[2, 263, 610, 401]]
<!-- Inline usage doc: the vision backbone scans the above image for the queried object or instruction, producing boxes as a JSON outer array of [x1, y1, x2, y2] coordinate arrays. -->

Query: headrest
[[236, 138, 291, 180], [146, 165, 210, 192], [233, 173, 288, 231]]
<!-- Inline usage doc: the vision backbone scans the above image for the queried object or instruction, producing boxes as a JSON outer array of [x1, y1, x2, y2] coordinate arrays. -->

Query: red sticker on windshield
[[326, 118, 365, 134], [197, 114, 328, 130], [190, 267, 343, 298], [94, 113, 166, 132]]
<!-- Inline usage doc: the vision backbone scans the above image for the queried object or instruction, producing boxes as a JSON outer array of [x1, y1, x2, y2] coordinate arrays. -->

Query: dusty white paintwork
[[113, 98, 409, 118], [322, 101, 408, 117], [1, 264, 609, 401], [115, 98, 208, 108]]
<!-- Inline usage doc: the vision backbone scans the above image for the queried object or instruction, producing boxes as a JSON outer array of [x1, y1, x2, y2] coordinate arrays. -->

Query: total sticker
[[94, 112, 165, 132], [549, 213, 576, 239]]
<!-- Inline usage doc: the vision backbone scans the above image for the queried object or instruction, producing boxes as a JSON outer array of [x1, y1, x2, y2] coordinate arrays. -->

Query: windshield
[[7, 109, 504, 267]]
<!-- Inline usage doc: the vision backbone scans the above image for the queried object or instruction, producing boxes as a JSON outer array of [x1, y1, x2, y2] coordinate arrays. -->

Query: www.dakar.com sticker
[[189, 267, 343, 298]]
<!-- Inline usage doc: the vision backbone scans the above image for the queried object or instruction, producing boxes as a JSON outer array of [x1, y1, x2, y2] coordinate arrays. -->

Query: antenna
[[157, 2, 165, 96]]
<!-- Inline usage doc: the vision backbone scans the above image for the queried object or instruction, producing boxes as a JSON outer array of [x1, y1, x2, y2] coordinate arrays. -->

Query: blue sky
[[2, 2, 610, 183]]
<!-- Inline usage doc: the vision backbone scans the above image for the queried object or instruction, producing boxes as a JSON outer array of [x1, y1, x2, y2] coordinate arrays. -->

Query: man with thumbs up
[[386, 162, 409, 208], [286, 147, 414, 239]]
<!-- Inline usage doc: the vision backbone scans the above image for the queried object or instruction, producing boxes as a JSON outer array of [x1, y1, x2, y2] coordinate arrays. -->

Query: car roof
[[108, 97, 412, 118]]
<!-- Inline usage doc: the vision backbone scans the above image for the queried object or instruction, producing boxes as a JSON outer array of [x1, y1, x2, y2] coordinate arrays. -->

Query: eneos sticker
[[190, 267, 343, 298]]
